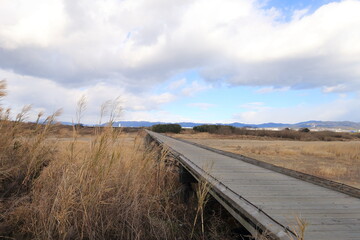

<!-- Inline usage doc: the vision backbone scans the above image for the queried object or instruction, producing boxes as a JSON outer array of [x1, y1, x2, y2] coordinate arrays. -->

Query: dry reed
[[0, 86, 237, 240]]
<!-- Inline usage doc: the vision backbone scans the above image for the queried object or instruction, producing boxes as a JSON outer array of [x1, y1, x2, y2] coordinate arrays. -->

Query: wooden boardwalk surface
[[147, 131, 360, 240]]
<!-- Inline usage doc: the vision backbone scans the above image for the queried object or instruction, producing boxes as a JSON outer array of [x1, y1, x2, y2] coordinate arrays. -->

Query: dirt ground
[[169, 133, 360, 189]]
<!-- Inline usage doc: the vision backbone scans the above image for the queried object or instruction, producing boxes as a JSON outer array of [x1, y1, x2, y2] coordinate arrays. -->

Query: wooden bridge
[[146, 130, 360, 240]]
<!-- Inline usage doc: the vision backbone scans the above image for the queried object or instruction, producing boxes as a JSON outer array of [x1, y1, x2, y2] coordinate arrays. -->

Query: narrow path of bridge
[[147, 131, 360, 240]]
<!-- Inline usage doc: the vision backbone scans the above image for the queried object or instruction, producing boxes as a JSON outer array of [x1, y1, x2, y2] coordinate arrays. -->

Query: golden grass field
[[170, 132, 360, 189], [1, 81, 242, 240], [1, 124, 226, 239]]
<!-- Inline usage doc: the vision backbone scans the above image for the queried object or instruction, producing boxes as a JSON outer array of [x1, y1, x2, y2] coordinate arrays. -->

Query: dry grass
[[1, 127, 186, 239], [0, 82, 238, 240], [0, 102, 187, 239], [0, 128, 238, 239], [0, 80, 6, 99], [191, 179, 211, 239], [172, 133, 360, 188], [24, 131, 186, 239], [188, 125, 360, 141]]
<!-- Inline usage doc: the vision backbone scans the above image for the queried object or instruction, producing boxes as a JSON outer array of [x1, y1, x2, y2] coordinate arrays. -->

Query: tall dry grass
[[19, 131, 189, 239], [0, 81, 60, 199], [0, 80, 6, 99], [0, 89, 185, 238], [0, 83, 238, 240], [191, 180, 210, 239]]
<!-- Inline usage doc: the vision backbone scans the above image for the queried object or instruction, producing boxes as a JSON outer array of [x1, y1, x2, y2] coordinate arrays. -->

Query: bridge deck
[[147, 131, 360, 240]]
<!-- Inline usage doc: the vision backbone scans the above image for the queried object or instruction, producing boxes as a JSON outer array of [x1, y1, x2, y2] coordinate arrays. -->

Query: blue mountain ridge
[[104, 120, 360, 129], [59, 120, 360, 129]]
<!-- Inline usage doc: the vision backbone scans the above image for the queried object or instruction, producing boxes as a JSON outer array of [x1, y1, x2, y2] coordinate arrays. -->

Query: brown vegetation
[[190, 125, 360, 141], [0, 81, 239, 239], [0, 126, 238, 239]]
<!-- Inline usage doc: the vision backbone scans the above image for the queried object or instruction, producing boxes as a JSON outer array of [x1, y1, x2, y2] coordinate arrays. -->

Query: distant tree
[[193, 124, 235, 134], [74, 123, 84, 129], [152, 124, 181, 133], [193, 125, 219, 133], [299, 127, 310, 133]]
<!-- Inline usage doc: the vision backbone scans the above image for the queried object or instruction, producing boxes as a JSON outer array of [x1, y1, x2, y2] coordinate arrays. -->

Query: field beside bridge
[[169, 132, 360, 188], [0, 123, 244, 239]]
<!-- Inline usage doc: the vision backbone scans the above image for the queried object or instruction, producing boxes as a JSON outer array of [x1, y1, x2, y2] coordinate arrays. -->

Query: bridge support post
[[179, 165, 197, 203]]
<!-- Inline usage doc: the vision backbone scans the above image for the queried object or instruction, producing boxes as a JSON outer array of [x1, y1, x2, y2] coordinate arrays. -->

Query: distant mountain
[[108, 121, 289, 128], [230, 122, 290, 128], [290, 121, 360, 129], [58, 121, 96, 127], [111, 121, 163, 127], [59, 120, 360, 130], [58, 121, 74, 126], [109, 121, 207, 128]]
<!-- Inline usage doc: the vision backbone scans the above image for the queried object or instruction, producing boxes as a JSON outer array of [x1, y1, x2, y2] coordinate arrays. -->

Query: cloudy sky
[[1, 0, 360, 124]]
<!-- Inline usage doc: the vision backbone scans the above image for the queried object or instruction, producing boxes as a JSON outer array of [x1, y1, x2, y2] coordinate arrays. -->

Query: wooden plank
[[227, 189, 355, 197], [266, 208, 360, 214], [272, 215, 360, 225], [244, 196, 360, 205], [258, 204, 360, 210], [146, 131, 360, 240], [306, 232, 360, 240], [229, 184, 353, 193]]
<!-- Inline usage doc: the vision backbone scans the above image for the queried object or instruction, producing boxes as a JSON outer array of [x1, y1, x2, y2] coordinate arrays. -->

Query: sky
[[1, 0, 360, 124]]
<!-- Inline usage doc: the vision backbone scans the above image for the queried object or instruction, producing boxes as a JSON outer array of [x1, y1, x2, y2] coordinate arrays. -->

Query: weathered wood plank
[[266, 208, 360, 214], [244, 196, 360, 205]]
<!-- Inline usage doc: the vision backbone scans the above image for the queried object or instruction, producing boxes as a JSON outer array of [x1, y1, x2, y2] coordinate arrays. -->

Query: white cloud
[[148, 93, 176, 105], [123, 110, 191, 122], [240, 102, 270, 111], [1, 0, 360, 122], [322, 84, 349, 93], [0, 0, 359, 91], [234, 96, 360, 124], [0, 0, 66, 49], [168, 78, 186, 90], [188, 102, 216, 110], [256, 86, 290, 94], [291, 8, 310, 21], [181, 81, 212, 96], [1, 69, 177, 123]]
